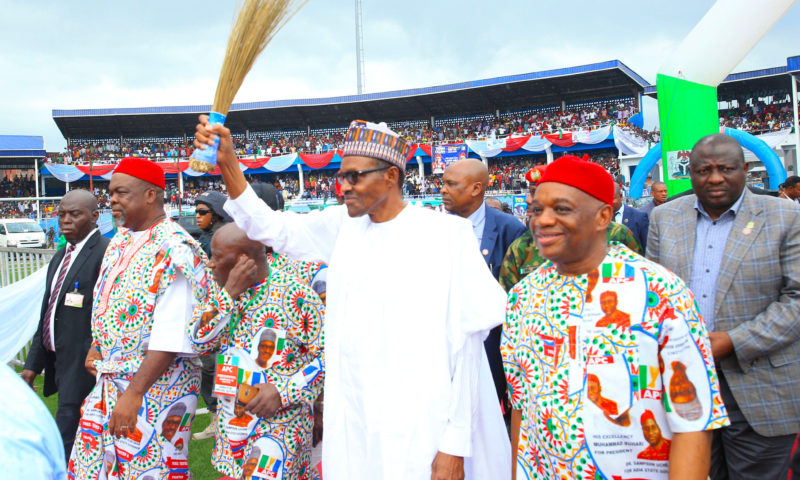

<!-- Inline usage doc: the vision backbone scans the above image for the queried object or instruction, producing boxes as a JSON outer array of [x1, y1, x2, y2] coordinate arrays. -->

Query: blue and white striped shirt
[[689, 191, 745, 331]]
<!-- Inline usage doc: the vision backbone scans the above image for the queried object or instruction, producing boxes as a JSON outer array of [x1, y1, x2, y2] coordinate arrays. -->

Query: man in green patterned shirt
[[498, 216, 641, 292]]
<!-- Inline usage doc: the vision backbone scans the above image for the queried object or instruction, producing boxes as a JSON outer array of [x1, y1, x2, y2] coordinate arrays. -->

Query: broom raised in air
[[189, 0, 307, 173]]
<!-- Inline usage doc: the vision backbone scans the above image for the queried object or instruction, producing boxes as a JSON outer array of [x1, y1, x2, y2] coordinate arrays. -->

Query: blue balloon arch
[[629, 127, 787, 198]]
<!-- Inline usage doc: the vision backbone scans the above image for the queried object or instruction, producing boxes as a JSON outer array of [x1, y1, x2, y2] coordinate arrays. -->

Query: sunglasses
[[336, 166, 389, 186], [196, 209, 212, 215]]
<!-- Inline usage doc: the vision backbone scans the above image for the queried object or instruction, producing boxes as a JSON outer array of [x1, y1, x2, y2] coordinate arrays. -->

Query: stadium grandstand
[[0, 135, 53, 219], [46, 60, 650, 200], [38, 56, 799, 207]]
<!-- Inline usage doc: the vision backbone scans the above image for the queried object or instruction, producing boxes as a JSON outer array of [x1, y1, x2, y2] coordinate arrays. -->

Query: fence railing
[[1, 247, 55, 367], [0, 247, 55, 287]]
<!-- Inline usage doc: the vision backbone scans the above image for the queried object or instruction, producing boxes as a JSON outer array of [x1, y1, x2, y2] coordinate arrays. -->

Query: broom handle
[[190, 111, 227, 167]]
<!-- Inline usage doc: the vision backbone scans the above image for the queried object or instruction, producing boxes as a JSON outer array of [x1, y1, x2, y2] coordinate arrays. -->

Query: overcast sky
[[1, 0, 798, 151]]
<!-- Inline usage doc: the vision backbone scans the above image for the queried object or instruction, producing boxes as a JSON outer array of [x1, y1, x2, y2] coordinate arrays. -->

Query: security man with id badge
[[188, 224, 325, 480], [22, 190, 110, 460]]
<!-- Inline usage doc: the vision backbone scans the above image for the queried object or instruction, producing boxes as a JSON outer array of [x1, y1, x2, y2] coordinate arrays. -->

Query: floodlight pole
[[355, 0, 365, 94], [34, 158, 41, 222], [792, 73, 799, 173]]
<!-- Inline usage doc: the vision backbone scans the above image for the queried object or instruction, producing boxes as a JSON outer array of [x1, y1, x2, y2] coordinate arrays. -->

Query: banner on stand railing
[[431, 144, 468, 174], [511, 195, 527, 217]]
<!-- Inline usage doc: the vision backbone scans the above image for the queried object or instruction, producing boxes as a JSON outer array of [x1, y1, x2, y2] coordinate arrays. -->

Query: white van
[[0, 218, 47, 248]]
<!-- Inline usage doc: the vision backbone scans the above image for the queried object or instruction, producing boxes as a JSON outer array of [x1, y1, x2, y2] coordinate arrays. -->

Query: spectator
[[641, 181, 668, 215]]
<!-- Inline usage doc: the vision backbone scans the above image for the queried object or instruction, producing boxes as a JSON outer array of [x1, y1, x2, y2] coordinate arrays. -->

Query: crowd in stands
[[409, 100, 640, 144], [719, 98, 797, 134], [50, 100, 656, 166], [1, 174, 36, 198], [0, 200, 58, 219], [0, 175, 40, 218], [52, 148, 623, 207], [403, 150, 621, 196]]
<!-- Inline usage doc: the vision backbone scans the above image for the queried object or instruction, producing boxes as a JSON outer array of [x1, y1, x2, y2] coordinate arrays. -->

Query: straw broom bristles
[[190, 0, 307, 172]]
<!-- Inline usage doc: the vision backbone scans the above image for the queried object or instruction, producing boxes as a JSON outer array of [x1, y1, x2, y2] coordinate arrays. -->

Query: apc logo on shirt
[[601, 263, 635, 284]]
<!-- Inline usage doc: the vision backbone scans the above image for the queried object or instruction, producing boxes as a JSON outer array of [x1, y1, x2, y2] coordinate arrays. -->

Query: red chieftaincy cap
[[114, 157, 166, 189], [525, 164, 547, 185], [538, 154, 614, 206], [641, 409, 656, 423]]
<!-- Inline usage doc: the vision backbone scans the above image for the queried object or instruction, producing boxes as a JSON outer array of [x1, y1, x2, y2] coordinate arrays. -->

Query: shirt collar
[[694, 189, 746, 219], [68, 228, 98, 250], [466, 202, 486, 229]]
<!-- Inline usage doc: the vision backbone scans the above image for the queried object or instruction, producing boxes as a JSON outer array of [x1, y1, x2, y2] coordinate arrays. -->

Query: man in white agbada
[[194, 117, 510, 480]]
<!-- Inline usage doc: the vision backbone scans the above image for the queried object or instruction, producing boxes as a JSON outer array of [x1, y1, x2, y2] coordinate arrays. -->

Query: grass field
[[16, 366, 221, 479]]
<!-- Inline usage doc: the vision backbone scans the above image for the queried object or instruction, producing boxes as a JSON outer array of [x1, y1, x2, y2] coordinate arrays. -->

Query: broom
[[189, 0, 307, 172]]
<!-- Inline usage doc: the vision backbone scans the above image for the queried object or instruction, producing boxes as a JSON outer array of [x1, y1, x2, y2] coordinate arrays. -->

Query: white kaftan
[[225, 186, 510, 479]]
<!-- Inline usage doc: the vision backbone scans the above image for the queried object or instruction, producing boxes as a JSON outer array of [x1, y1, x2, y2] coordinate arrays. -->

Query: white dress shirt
[[613, 204, 626, 224], [45, 228, 97, 348]]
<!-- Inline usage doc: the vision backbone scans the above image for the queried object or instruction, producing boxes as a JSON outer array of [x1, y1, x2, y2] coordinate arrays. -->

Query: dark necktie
[[42, 244, 75, 352]]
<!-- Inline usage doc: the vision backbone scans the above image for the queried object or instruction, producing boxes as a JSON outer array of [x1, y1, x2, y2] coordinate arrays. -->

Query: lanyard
[[228, 279, 269, 340]]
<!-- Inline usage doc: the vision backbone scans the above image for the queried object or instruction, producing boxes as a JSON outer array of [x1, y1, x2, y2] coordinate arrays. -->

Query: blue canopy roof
[[53, 60, 650, 118], [0, 135, 46, 158]]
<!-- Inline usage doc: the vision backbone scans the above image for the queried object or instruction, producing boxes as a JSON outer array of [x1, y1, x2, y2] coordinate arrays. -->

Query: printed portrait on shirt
[[586, 372, 631, 427], [660, 325, 713, 428], [160, 402, 187, 447], [596, 291, 631, 329], [221, 385, 259, 443], [155, 395, 197, 456], [243, 436, 286, 480], [249, 327, 286, 370], [102, 449, 116, 478], [668, 360, 702, 421], [637, 410, 671, 461]]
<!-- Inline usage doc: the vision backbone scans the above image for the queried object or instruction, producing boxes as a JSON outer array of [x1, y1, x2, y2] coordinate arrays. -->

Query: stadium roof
[[644, 55, 800, 101], [53, 60, 649, 140], [0, 135, 46, 158]]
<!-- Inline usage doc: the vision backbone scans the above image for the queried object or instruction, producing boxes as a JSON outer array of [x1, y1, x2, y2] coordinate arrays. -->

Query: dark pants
[[56, 394, 83, 461], [483, 325, 511, 426], [790, 435, 800, 480], [199, 353, 218, 413], [711, 370, 795, 480]]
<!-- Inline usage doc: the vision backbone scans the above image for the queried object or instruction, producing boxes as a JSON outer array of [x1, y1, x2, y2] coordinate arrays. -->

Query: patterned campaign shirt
[[502, 244, 729, 480], [70, 219, 209, 480], [188, 268, 325, 480], [498, 222, 642, 292], [267, 252, 326, 288]]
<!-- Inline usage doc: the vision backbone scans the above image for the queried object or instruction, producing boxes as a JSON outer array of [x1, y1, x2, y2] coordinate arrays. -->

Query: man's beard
[[113, 213, 125, 227]]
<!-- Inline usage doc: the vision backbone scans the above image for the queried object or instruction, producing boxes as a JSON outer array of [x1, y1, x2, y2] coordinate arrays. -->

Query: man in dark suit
[[640, 181, 667, 215], [648, 134, 800, 479], [613, 182, 649, 250], [442, 159, 527, 416], [21, 190, 110, 460]]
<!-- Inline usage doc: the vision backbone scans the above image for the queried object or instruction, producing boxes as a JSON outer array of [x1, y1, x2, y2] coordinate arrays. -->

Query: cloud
[[0, 0, 797, 151]]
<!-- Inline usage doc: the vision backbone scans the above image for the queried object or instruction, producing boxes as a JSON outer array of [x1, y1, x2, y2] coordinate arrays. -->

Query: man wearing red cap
[[69, 158, 210, 480], [638, 410, 672, 461], [502, 156, 729, 480], [498, 158, 642, 292]]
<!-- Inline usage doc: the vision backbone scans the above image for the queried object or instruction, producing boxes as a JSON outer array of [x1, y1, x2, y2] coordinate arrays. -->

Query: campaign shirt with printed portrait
[[189, 268, 325, 480], [502, 244, 729, 480]]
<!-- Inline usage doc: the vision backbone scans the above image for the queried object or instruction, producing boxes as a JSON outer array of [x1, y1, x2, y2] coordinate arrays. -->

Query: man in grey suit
[[647, 134, 800, 479]]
